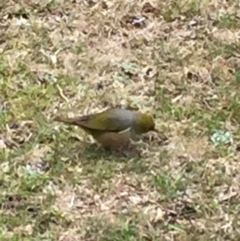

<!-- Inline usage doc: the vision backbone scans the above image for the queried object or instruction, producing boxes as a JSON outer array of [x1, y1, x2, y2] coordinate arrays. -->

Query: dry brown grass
[[1, 0, 240, 240]]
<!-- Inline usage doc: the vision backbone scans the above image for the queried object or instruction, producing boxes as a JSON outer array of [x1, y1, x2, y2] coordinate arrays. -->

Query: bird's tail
[[53, 116, 80, 126]]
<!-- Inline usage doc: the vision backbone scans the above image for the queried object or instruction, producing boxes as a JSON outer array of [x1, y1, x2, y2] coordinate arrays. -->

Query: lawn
[[1, 0, 240, 240]]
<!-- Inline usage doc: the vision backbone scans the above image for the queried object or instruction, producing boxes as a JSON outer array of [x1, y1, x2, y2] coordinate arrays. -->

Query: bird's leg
[[115, 141, 139, 158]]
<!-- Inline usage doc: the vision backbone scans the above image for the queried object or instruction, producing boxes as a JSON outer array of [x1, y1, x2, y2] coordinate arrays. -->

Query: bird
[[53, 108, 156, 149]]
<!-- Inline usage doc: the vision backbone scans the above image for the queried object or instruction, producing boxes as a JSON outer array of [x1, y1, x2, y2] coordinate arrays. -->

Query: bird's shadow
[[79, 143, 150, 176], [51, 136, 153, 177], [82, 143, 141, 163]]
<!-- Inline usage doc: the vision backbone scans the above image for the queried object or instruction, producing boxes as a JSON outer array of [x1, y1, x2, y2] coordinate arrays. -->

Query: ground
[[1, 0, 240, 240]]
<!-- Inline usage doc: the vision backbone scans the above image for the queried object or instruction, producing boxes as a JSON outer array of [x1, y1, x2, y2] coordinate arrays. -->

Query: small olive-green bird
[[54, 108, 155, 149]]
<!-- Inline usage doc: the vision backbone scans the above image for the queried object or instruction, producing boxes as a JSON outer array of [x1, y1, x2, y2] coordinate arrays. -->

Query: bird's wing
[[77, 111, 130, 132]]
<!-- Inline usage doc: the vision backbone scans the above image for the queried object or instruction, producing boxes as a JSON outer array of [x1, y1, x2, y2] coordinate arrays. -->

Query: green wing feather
[[54, 109, 134, 133], [78, 111, 125, 132]]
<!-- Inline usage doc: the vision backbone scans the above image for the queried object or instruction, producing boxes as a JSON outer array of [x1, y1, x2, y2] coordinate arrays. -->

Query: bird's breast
[[94, 129, 132, 148]]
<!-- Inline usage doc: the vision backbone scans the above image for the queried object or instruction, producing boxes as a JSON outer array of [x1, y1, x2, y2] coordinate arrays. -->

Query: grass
[[1, 0, 240, 240]]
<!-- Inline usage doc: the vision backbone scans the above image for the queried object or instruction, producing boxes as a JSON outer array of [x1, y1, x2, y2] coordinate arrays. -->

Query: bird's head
[[134, 112, 155, 134]]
